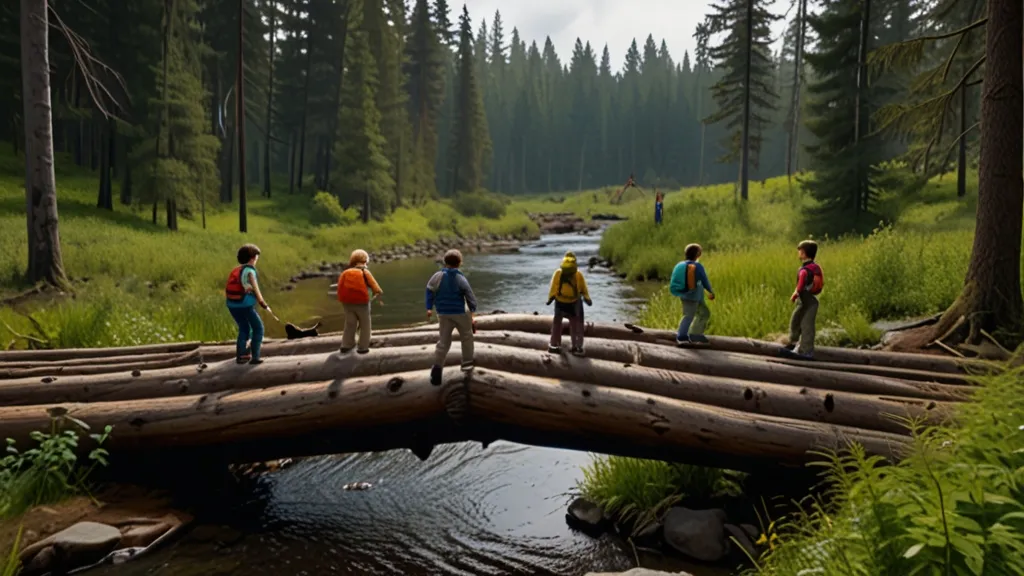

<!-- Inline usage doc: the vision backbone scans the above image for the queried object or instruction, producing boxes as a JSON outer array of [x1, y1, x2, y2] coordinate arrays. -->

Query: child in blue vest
[[225, 244, 272, 364], [784, 240, 824, 360], [669, 243, 715, 345], [426, 249, 478, 385], [654, 191, 664, 225]]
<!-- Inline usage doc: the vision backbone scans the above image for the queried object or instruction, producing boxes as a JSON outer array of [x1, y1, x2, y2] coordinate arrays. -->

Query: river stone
[[585, 565, 696, 569], [724, 523, 757, 559], [566, 497, 606, 534], [21, 522, 122, 576], [662, 507, 729, 562]]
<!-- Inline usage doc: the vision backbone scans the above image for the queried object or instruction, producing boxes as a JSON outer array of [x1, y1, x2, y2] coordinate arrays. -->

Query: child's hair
[[349, 249, 369, 267], [237, 244, 261, 264], [684, 243, 702, 261], [797, 240, 818, 259], [443, 249, 463, 268]]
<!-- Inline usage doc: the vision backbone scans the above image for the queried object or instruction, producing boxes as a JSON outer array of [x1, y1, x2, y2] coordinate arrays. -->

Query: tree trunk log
[[471, 315, 988, 374]]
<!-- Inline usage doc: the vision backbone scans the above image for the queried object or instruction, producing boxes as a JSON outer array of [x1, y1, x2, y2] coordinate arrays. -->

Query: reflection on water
[[96, 232, 729, 576]]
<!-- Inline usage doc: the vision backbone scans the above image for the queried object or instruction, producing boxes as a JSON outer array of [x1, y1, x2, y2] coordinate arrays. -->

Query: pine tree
[[705, 0, 779, 200], [404, 0, 445, 201], [332, 0, 395, 222], [802, 0, 883, 232], [448, 5, 490, 194], [431, 0, 454, 46]]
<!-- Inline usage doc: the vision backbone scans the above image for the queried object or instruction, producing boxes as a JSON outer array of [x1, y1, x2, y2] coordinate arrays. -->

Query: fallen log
[[0, 351, 191, 369], [464, 369, 909, 465], [0, 350, 204, 379], [470, 332, 972, 399], [762, 356, 974, 385], [0, 371, 447, 451], [0, 341, 201, 363], [468, 344, 952, 434], [472, 315, 989, 374]]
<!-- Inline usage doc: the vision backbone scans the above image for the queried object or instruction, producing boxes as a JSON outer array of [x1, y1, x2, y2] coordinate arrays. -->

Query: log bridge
[[0, 315, 995, 472]]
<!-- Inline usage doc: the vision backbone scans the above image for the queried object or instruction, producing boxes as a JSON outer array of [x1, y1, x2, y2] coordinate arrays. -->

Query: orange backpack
[[225, 265, 254, 301], [337, 268, 371, 304]]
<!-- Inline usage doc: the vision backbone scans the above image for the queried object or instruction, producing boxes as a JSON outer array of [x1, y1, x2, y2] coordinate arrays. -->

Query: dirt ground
[[0, 484, 192, 553]]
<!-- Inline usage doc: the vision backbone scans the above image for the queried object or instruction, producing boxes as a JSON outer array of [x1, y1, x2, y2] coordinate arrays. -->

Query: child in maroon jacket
[[785, 240, 823, 360]]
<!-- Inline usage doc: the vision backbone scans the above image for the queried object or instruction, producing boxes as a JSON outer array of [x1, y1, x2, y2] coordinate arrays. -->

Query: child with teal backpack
[[669, 243, 715, 345]]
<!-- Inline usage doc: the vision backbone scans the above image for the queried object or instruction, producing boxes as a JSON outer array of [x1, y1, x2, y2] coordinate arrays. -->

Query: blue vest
[[434, 269, 467, 315]]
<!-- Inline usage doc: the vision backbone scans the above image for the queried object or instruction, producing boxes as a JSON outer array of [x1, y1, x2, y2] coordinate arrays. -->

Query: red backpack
[[225, 265, 255, 301], [801, 262, 824, 295]]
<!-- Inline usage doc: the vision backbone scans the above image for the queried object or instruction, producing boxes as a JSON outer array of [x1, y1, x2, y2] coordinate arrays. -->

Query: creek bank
[[567, 497, 764, 567], [3, 485, 191, 576], [529, 212, 605, 234]]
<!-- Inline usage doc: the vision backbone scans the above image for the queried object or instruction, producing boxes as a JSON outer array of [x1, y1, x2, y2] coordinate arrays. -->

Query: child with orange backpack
[[336, 249, 384, 354], [783, 240, 823, 360], [669, 243, 715, 345], [225, 244, 272, 364]]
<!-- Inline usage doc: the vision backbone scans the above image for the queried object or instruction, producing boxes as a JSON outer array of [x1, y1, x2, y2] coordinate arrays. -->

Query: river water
[[92, 232, 730, 576]]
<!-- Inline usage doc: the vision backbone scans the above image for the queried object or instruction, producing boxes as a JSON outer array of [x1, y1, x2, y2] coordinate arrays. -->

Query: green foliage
[[452, 190, 507, 219], [2, 527, 21, 576], [448, 5, 492, 195], [1, 417, 112, 520], [579, 456, 743, 535], [405, 0, 447, 201], [311, 191, 359, 226], [748, 367, 1024, 575]]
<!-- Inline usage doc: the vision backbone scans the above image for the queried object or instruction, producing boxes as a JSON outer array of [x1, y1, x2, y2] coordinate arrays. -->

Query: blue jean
[[229, 305, 264, 360], [677, 299, 710, 339]]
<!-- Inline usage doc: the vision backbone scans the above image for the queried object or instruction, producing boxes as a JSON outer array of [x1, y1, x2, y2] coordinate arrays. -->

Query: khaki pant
[[789, 292, 819, 356], [678, 299, 711, 338], [342, 302, 372, 351], [435, 313, 474, 368]]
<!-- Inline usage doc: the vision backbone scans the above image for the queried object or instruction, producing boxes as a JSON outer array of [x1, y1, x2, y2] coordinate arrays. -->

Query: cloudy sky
[[460, 0, 793, 71]]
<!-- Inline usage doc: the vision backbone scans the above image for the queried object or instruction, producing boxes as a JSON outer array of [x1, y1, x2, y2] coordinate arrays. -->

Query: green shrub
[[311, 191, 358, 226], [1, 417, 112, 520], [578, 456, 743, 535], [748, 367, 1024, 575], [453, 190, 507, 219]]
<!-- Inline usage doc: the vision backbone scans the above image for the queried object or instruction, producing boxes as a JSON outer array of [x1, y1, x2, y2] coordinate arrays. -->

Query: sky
[[459, 0, 793, 71]]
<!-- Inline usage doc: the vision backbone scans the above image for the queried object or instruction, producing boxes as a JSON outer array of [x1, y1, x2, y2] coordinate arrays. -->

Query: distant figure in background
[[654, 190, 664, 225], [670, 243, 715, 345], [611, 172, 644, 204], [336, 249, 383, 354], [426, 249, 478, 385], [225, 243, 272, 365], [546, 251, 592, 356]]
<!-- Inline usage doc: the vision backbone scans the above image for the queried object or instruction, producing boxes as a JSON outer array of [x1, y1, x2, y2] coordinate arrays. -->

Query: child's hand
[[546, 298, 554, 306], [584, 298, 593, 306], [790, 292, 799, 303], [708, 293, 716, 301], [426, 310, 433, 320]]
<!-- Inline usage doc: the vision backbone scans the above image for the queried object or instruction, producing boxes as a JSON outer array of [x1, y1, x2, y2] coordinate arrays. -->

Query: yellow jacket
[[548, 269, 589, 304]]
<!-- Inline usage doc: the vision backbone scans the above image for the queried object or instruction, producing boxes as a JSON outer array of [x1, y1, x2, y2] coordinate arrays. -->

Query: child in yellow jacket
[[546, 251, 593, 356]]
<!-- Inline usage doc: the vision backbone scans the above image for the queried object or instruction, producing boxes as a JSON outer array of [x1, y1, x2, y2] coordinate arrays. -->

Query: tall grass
[[578, 456, 743, 534], [747, 368, 1024, 575], [1, 527, 20, 576]]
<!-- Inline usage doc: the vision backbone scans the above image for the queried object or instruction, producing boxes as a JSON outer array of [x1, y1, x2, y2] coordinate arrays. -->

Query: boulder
[[566, 497, 607, 535], [724, 523, 757, 559], [662, 507, 730, 562], [20, 521, 122, 576], [589, 565, 692, 569]]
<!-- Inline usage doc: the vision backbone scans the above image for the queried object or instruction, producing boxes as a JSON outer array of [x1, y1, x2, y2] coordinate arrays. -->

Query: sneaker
[[779, 348, 814, 361], [340, 347, 353, 353], [356, 349, 370, 355], [430, 365, 442, 386], [675, 336, 689, 347], [460, 361, 474, 372], [689, 335, 710, 345], [571, 347, 585, 357], [783, 342, 796, 351], [249, 358, 264, 365], [548, 345, 562, 354], [236, 355, 251, 364]]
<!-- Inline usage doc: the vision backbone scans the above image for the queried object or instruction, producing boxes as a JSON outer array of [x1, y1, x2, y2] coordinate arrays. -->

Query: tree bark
[[957, 83, 968, 198], [96, 113, 113, 210], [889, 0, 1022, 350], [853, 0, 872, 215], [21, 0, 70, 289], [296, 31, 313, 193], [237, 0, 248, 233], [738, 0, 753, 201], [263, 0, 276, 198]]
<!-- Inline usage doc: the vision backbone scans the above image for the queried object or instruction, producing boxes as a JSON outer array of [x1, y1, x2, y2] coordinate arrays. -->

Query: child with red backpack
[[225, 244, 272, 364], [784, 240, 823, 360], [669, 243, 716, 345], [336, 249, 384, 354]]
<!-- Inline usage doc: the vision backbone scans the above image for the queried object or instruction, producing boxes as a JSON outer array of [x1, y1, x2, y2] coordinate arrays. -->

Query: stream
[[91, 232, 730, 576]]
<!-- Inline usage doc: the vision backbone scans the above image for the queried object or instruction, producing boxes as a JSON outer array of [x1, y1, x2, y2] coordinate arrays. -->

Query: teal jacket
[[669, 260, 713, 301]]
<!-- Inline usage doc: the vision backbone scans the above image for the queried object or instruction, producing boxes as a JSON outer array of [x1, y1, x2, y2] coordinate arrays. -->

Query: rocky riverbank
[[566, 497, 764, 568]]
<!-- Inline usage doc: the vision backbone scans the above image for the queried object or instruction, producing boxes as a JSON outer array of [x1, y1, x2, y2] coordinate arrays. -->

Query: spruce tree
[[448, 5, 490, 194], [332, 1, 395, 221], [404, 0, 445, 201], [704, 0, 779, 200], [802, 0, 883, 232]]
